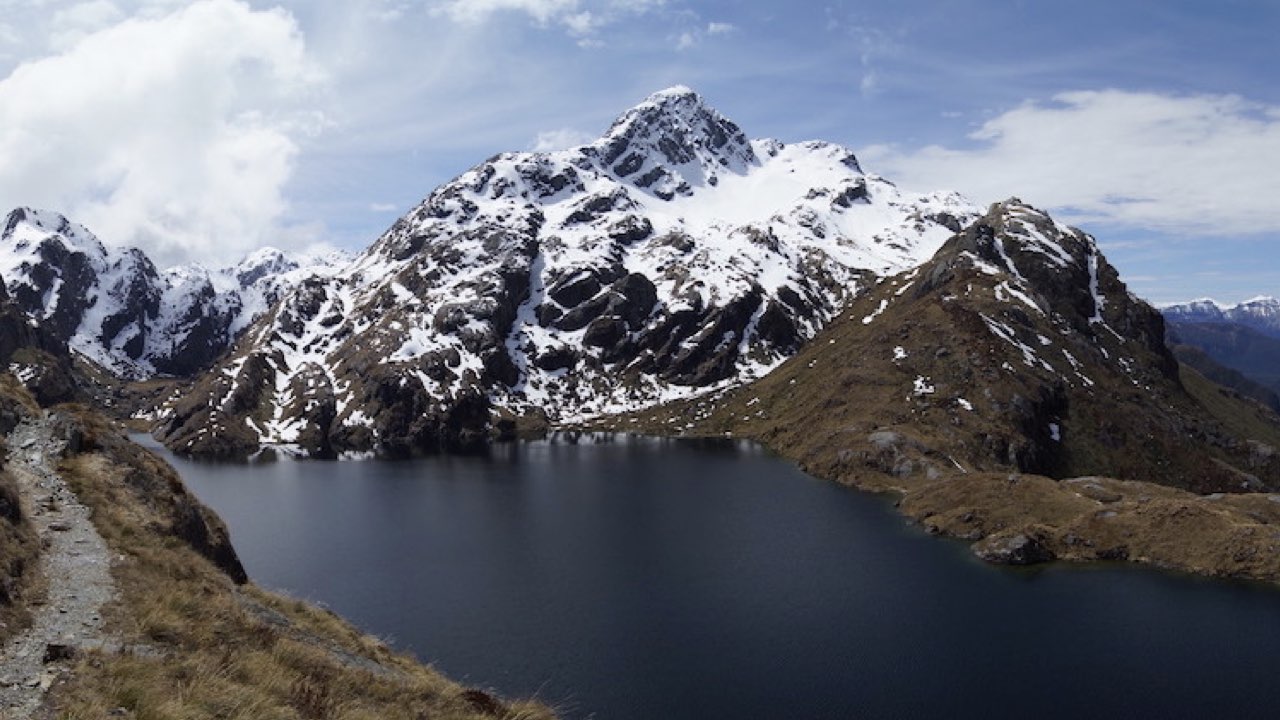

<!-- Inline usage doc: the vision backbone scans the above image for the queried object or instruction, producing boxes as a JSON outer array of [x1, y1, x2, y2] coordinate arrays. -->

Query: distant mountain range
[[1163, 297, 1280, 338], [1161, 297, 1280, 405], [0, 208, 346, 378]]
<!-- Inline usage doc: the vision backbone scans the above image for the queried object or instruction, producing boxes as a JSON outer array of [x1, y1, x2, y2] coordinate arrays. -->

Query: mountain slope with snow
[[154, 86, 979, 458], [0, 208, 346, 378]]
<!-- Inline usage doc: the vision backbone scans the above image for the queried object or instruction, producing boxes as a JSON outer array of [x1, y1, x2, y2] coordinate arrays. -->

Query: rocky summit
[[152, 86, 976, 459]]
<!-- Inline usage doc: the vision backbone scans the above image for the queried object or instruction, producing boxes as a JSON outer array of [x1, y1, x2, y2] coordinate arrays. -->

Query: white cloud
[[562, 10, 597, 36], [434, 0, 580, 26], [706, 21, 735, 35], [369, 202, 398, 212], [861, 90, 1280, 236], [675, 30, 696, 50], [431, 0, 664, 42], [531, 127, 595, 151], [859, 70, 878, 96], [0, 0, 323, 267]]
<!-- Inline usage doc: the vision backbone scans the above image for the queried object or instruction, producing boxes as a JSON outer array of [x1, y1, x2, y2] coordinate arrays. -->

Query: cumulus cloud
[[861, 90, 1280, 236], [0, 0, 323, 267], [531, 127, 595, 151]]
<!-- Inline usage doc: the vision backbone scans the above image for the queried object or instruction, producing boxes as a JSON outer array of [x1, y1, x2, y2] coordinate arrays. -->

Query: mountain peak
[[645, 84, 698, 103], [2, 206, 108, 260], [594, 86, 757, 197]]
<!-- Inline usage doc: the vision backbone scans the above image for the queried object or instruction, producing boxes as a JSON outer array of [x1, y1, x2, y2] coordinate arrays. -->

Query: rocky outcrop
[[58, 408, 247, 583]]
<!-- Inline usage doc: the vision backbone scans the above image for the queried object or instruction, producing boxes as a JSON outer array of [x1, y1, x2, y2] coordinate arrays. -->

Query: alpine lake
[[136, 433, 1280, 719]]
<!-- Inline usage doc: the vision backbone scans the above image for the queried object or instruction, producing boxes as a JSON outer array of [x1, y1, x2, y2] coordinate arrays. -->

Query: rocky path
[[0, 414, 116, 718]]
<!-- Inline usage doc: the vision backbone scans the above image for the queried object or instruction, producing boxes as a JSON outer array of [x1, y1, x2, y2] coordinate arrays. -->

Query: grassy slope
[[39, 405, 554, 720], [0, 462, 40, 647], [1178, 363, 1280, 450], [1171, 344, 1280, 412]]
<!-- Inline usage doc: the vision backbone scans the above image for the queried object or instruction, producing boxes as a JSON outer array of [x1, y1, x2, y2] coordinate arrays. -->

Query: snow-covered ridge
[[1162, 295, 1280, 338], [0, 207, 348, 377]]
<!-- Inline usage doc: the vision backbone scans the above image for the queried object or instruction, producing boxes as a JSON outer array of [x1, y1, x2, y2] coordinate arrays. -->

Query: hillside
[[593, 200, 1280, 580], [1168, 343, 1280, 413], [1166, 320, 1280, 396]]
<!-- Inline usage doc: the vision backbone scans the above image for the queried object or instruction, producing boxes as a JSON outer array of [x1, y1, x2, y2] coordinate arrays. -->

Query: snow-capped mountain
[[1163, 296, 1280, 338], [0, 208, 346, 378], [155, 86, 979, 458]]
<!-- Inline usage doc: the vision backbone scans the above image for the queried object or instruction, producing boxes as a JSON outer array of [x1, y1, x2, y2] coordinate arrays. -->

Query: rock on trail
[[0, 414, 117, 718]]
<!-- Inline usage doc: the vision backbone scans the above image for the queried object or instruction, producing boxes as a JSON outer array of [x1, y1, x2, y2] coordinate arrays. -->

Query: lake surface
[[139, 434, 1280, 719]]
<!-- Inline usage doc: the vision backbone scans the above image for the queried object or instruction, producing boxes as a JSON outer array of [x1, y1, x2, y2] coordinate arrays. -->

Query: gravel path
[[0, 414, 117, 718]]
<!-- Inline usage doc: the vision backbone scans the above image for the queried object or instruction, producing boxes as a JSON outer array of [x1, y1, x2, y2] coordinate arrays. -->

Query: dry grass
[[45, 409, 556, 720], [1179, 363, 1280, 450], [899, 472, 1280, 582]]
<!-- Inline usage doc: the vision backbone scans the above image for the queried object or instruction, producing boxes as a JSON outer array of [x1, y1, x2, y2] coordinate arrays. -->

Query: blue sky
[[0, 0, 1275, 304]]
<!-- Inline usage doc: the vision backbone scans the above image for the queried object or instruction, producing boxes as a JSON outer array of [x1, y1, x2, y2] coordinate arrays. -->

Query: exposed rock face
[[153, 87, 977, 458], [973, 526, 1057, 565], [0, 209, 346, 379], [0, 274, 78, 406]]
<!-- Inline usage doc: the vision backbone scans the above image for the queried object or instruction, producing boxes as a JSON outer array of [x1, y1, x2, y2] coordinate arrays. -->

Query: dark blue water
[[139, 434, 1280, 719]]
